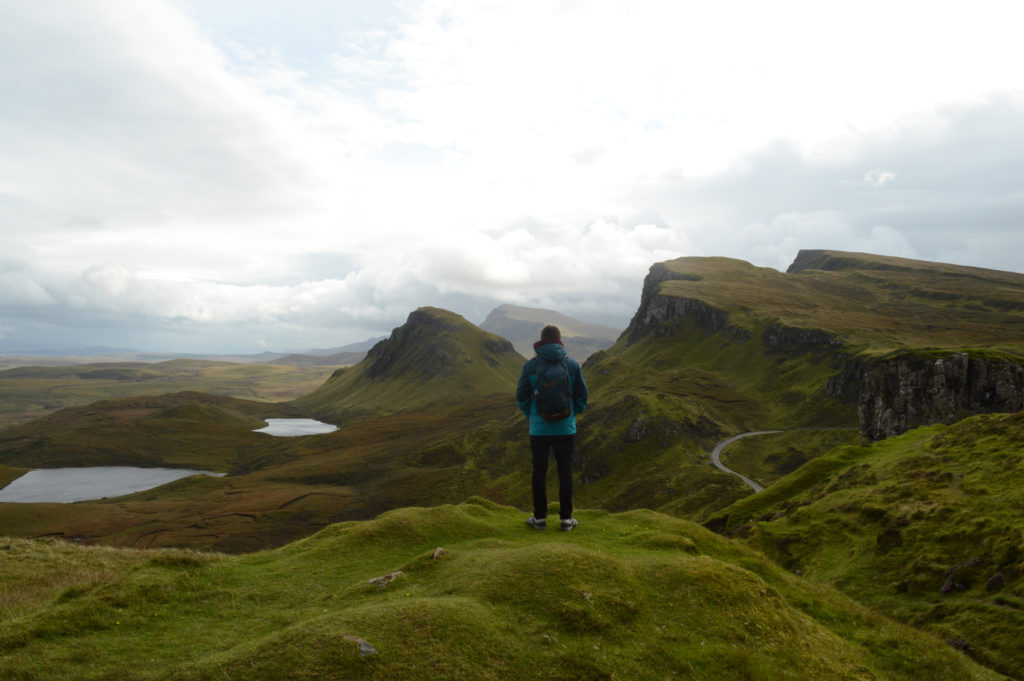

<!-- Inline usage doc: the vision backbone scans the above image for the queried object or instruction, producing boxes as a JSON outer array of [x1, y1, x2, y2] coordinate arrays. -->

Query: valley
[[0, 358, 341, 428], [2, 250, 1023, 679]]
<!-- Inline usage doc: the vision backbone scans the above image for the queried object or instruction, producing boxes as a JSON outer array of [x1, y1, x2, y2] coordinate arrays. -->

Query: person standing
[[515, 325, 588, 531]]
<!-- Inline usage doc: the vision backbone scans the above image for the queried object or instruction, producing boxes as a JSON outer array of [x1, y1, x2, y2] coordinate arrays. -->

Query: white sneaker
[[560, 518, 578, 532], [526, 516, 547, 530]]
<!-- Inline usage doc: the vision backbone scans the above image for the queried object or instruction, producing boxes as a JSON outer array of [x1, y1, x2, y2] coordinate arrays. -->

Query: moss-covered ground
[[0, 499, 1005, 680]]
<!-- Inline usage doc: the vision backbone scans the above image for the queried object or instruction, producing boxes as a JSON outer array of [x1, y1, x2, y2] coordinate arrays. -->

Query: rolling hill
[[0, 499, 1005, 681]]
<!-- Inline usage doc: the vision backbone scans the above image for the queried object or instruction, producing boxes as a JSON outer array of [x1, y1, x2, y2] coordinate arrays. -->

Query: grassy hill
[[294, 307, 522, 423], [0, 499, 1005, 681], [705, 411, 1024, 678]]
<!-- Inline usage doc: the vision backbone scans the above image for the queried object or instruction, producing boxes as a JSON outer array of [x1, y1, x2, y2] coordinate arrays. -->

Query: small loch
[[0, 467, 225, 504], [253, 418, 338, 437]]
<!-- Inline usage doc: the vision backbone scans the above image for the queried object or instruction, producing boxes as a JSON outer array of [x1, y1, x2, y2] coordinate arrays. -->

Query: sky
[[2, 0, 1023, 354]]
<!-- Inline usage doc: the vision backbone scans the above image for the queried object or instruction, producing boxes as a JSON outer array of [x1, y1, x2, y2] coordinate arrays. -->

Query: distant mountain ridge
[[480, 303, 620, 360]]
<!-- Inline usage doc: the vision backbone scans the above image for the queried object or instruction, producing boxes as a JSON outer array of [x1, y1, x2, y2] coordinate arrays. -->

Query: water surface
[[254, 418, 338, 436], [0, 467, 225, 504]]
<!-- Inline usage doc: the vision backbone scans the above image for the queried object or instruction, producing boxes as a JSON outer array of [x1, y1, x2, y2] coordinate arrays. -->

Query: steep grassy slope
[[0, 500, 1005, 680], [706, 411, 1024, 678], [567, 300, 861, 520], [0, 359, 337, 428], [294, 307, 522, 423]]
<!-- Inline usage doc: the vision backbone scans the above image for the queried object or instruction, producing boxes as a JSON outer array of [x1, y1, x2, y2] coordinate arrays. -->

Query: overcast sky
[[2, 0, 1023, 354]]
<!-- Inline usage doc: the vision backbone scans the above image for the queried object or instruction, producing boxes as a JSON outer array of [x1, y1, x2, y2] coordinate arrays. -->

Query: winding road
[[710, 427, 859, 493], [709, 431, 781, 493]]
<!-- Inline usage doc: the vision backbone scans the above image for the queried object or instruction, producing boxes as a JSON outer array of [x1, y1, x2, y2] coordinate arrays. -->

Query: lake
[[0, 466, 226, 504], [253, 418, 338, 436], [0, 419, 337, 504]]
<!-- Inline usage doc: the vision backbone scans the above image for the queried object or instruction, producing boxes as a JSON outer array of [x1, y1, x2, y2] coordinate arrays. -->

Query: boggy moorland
[[2, 249, 1024, 679]]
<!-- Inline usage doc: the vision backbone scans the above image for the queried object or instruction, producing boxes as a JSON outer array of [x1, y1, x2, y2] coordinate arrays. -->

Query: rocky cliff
[[624, 263, 726, 344], [827, 353, 1024, 440]]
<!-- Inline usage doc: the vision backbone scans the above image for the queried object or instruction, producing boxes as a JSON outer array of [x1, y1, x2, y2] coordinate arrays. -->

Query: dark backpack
[[533, 359, 572, 421]]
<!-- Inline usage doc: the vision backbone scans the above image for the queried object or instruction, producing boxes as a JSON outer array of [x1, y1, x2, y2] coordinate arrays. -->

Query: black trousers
[[530, 434, 575, 520]]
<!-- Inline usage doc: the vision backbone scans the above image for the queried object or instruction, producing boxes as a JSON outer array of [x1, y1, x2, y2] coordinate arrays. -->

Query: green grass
[[711, 411, 1024, 678], [0, 500, 1006, 680], [718, 429, 862, 488]]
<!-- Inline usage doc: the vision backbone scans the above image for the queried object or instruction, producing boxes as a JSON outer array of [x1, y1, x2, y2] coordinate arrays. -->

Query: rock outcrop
[[624, 264, 725, 344], [762, 324, 843, 352], [827, 353, 1024, 440]]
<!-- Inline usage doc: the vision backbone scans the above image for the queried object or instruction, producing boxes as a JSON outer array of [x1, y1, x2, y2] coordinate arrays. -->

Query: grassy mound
[[0, 500, 1004, 680]]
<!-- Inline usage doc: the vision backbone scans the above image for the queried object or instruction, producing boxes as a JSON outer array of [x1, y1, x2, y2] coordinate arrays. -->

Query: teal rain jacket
[[516, 341, 588, 436]]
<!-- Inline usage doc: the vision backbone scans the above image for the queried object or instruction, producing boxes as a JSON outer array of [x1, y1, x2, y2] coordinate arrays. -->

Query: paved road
[[709, 431, 782, 493], [710, 427, 859, 493]]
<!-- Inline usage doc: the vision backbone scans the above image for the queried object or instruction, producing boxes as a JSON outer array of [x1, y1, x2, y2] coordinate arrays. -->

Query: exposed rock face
[[625, 264, 725, 344], [830, 353, 1024, 440], [762, 324, 843, 352]]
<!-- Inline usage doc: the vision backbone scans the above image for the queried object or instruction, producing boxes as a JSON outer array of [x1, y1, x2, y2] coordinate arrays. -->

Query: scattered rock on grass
[[343, 635, 379, 657], [367, 571, 404, 588]]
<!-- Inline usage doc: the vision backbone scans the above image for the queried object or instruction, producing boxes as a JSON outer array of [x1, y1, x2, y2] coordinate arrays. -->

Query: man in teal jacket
[[515, 325, 588, 531]]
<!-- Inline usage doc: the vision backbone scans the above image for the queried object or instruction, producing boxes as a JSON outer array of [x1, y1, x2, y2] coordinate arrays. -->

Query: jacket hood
[[535, 342, 567, 362]]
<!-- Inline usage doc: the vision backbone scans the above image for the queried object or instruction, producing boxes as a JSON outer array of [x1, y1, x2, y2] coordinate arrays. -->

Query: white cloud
[[2, 0, 1023, 352], [0, 259, 55, 306], [864, 170, 897, 188]]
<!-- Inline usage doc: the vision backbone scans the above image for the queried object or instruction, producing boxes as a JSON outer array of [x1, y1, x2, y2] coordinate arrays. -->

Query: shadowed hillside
[[480, 303, 620, 360], [0, 500, 1005, 681]]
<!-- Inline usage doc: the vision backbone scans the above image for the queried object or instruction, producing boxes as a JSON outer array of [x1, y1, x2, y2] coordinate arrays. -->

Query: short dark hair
[[540, 325, 561, 342]]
